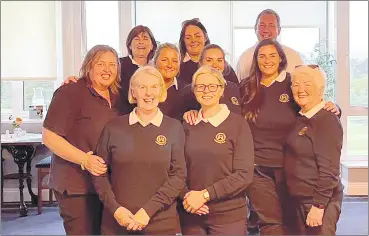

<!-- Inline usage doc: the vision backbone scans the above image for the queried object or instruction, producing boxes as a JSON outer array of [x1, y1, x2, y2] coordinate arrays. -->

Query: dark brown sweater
[[284, 109, 344, 207], [180, 112, 254, 224], [92, 115, 187, 232]]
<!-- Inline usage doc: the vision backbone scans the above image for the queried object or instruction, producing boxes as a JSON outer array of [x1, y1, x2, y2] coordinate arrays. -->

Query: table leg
[[5, 145, 37, 217], [26, 146, 38, 205]]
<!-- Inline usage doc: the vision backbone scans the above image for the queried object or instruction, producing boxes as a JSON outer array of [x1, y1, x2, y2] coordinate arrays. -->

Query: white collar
[[194, 104, 230, 127], [129, 107, 163, 127], [167, 77, 179, 90], [129, 55, 142, 67], [183, 53, 199, 63], [299, 100, 326, 119], [260, 70, 286, 87]]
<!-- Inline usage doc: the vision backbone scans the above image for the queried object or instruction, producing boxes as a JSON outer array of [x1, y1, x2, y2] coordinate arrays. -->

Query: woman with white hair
[[92, 65, 187, 235], [179, 65, 254, 235], [284, 65, 344, 235]]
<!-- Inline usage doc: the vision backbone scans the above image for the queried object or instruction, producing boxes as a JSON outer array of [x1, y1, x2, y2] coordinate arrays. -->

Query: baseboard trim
[[2, 188, 54, 203], [342, 179, 368, 196]]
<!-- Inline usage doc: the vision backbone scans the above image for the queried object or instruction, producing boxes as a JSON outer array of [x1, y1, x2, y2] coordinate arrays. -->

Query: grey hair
[[254, 9, 281, 31]]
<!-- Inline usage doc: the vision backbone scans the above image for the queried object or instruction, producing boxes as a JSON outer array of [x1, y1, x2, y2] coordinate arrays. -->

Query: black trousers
[[293, 191, 343, 235], [246, 166, 297, 235], [181, 219, 247, 235], [53, 190, 103, 235]]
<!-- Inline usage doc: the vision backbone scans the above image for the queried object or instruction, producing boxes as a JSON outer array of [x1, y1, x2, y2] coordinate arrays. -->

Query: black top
[[242, 73, 300, 168], [92, 114, 186, 221], [180, 112, 254, 224], [117, 56, 139, 115], [284, 109, 344, 207], [178, 60, 240, 86], [158, 79, 185, 119], [43, 78, 119, 194], [174, 81, 242, 121]]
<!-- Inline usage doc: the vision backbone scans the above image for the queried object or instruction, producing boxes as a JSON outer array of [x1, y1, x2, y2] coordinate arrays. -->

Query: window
[[349, 1, 368, 108], [347, 116, 368, 157], [1, 1, 59, 119], [84, 1, 121, 55], [233, 29, 258, 67], [135, 1, 231, 60], [23, 81, 55, 111], [1, 82, 12, 111]]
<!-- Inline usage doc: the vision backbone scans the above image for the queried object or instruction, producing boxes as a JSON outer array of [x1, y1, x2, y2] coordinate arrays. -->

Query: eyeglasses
[[295, 64, 319, 69], [194, 84, 224, 92], [181, 18, 200, 27]]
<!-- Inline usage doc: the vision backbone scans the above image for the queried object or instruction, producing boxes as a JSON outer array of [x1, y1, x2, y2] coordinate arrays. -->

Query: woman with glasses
[[285, 65, 343, 235], [178, 65, 254, 235], [179, 44, 241, 123], [178, 19, 239, 86], [239, 39, 340, 235], [62, 25, 157, 115], [92, 66, 186, 235]]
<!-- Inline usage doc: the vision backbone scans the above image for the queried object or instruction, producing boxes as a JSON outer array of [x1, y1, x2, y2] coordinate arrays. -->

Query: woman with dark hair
[[239, 39, 340, 235], [177, 18, 210, 85], [62, 25, 157, 115], [179, 44, 241, 123]]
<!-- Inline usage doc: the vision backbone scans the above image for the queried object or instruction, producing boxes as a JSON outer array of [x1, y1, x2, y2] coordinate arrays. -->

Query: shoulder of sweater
[[163, 115, 183, 128], [54, 77, 87, 95], [105, 114, 130, 128], [312, 109, 343, 133]]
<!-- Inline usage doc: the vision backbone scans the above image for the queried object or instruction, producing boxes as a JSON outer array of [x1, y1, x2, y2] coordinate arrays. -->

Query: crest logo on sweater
[[231, 97, 239, 106], [279, 94, 289, 103], [155, 135, 167, 146], [214, 133, 227, 144], [298, 126, 308, 136]]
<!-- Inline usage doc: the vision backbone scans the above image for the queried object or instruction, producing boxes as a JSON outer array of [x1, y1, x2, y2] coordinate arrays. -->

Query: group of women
[[42, 17, 344, 235]]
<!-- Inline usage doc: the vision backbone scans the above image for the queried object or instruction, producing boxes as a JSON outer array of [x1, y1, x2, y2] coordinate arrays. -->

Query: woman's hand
[[306, 205, 324, 227], [183, 110, 199, 125], [194, 204, 209, 216], [113, 207, 136, 227], [61, 76, 78, 86], [84, 151, 107, 176], [323, 101, 340, 115], [183, 190, 207, 214], [132, 208, 150, 231]]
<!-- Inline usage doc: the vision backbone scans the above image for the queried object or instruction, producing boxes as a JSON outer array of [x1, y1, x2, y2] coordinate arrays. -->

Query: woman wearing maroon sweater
[[239, 39, 340, 235], [179, 65, 254, 235], [92, 66, 186, 235]]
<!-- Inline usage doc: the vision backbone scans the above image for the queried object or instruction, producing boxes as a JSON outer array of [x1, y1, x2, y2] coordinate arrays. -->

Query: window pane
[[23, 81, 54, 111], [233, 29, 257, 67], [349, 1, 368, 108], [135, 1, 231, 58], [1, 81, 12, 111], [347, 116, 368, 156], [280, 28, 320, 63], [85, 1, 120, 55]]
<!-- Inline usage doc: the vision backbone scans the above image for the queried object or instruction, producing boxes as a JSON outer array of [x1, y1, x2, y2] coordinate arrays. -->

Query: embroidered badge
[[231, 97, 239, 106], [279, 94, 289, 103], [298, 126, 308, 136], [155, 135, 167, 146], [214, 133, 227, 144]]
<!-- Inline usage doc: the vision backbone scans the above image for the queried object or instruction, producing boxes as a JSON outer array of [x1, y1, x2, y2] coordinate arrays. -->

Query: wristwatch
[[313, 203, 325, 209], [203, 190, 210, 202]]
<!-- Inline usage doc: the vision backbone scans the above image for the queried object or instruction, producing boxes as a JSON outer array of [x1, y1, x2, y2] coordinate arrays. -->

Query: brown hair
[[126, 25, 157, 61], [199, 44, 231, 77], [179, 18, 210, 63], [240, 39, 287, 122], [79, 45, 121, 95]]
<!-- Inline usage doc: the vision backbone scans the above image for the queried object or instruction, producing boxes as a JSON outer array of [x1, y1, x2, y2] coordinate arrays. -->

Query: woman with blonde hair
[[179, 65, 254, 235], [92, 65, 187, 235], [43, 45, 121, 235]]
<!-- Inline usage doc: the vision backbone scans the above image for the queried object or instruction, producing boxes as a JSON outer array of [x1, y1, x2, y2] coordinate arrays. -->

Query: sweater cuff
[[107, 201, 121, 216], [312, 193, 330, 207], [142, 200, 161, 218], [206, 186, 217, 201]]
